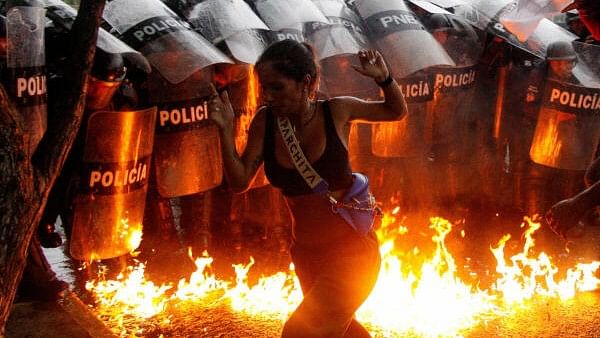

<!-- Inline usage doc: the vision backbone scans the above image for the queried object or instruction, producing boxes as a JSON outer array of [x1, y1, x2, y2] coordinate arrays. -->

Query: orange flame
[[235, 65, 259, 154], [86, 211, 600, 336], [529, 109, 564, 167], [357, 217, 499, 336], [491, 216, 600, 302], [86, 262, 172, 319], [225, 258, 302, 321], [173, 249, 228, 301]]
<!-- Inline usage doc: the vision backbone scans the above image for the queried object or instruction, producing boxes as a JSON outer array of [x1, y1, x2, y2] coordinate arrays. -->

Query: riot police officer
[[516, 40, 587, 217], [546, 40, 578, 81]]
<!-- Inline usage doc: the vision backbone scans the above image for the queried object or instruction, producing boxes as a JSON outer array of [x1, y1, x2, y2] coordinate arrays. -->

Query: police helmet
[[546, 40, 576, 61], [428, 13, 451, 31], [565, 10, 579, 24]]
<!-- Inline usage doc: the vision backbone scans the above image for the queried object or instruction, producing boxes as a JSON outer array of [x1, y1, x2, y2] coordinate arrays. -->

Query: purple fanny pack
[[331, 173, 381, 235]]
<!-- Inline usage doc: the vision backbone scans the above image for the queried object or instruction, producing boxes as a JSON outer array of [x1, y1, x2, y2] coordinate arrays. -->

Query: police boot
[[179, 192, 213, 255], [140, 191, 180, 258], [17, 237, 68, 302]]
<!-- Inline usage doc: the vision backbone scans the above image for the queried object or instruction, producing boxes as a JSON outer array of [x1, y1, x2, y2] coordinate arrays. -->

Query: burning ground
[[75, 209, 600, 338]]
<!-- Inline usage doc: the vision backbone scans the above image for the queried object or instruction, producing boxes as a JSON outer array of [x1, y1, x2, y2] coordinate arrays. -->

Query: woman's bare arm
[[332, 49, 407, 123], [210, 88, 265, 193]]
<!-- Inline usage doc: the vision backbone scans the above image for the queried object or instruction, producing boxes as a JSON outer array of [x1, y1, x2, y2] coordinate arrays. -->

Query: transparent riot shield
[[254, 0, 328, 42], [354, 0, 454, 79], [308, 0, 379, 99], [423, 15, 484, 205], [44, 0, 147, 111], [45, 0, 146, 64], [426, 13, 483, 158], [368, 70, 438, 212], [266, 26, 306, 43], [6, 1, 46, 156], [319, 55, 381, 99], [103, 0, 232, 196], [498, 0, 573, 42], [255, 0, 328, 31], [407, 0, 454, 16], [426, 13, 484, 66], [70, 107, 156, 261], [172, 0, 270, 64], [528, 42, 600, 170], [428, 0, 470, 8], [529, 79, 600, 170], [454, 0, 577, 59], [148, 68, 223, 197], [516, 19, 576, 57], [571, 42, 600, 87], [344, 0, 358, 13], [45, 0, 127, 54], [371, 71, 435, 157], [308, 0, 369, 59], [103, 0, 232, 84]]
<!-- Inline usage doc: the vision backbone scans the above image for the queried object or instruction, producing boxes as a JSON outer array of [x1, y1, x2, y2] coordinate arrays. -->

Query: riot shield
[[529, 79, 600, 170], [426, 13, 483, 157], [454, 0, 577, 59], [308, 0, 379, 99], [254, 0, 328, 42], [45, 0, 135, 56], [255, 0, 328, 31], [370, 0, 479, 159], [173, 0, 270, 64], [498, 0, 572, 42], [45, 0, 149, 68], [44, 1, 143, 110], [354, 0, 454, 79], [103, 0, 232, 84], [529, 42, 600, 170], [266, 26, 305, 43], [103, 0, 231, 196], [6, 1, 46, 156], [371, 71, 435, 157], [426, 13, 484, 66], [422, 14, 484, 205], [409, 0, 455, 19], [70, 107, 156, 261], [571, 42, 600, 87], [308, 0, 369, 59], [344, 0, 358, 14], [428, 0, 469, 8], [148, 68, 223, 197]]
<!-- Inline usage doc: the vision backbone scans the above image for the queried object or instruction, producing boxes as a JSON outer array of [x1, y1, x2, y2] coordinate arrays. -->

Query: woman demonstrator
[[209, 39, 407, 338]]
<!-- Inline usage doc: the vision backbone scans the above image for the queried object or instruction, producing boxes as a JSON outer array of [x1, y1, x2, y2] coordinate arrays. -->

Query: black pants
[[282, 231, 381, 338]]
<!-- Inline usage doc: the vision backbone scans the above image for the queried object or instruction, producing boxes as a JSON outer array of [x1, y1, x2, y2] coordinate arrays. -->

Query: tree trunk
[[0, 0, 106, 334]]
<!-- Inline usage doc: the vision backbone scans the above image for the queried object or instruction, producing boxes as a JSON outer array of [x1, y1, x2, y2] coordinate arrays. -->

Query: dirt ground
[[6, 290, 115, 338]]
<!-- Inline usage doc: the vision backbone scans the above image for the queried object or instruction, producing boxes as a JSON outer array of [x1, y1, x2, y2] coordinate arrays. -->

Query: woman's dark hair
[[256, 39, 319, 85]]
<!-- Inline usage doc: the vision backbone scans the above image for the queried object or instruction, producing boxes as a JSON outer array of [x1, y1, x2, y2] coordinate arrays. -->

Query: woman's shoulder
[[324, 96, 368, 118], [324, 96, 364, 111], [250, 105, 269, 128], [326, 96, 364, 105]]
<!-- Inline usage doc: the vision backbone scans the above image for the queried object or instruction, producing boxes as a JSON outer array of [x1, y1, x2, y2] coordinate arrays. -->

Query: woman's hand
[[208, 84, 235, 131], [352, 49, 390, 84]]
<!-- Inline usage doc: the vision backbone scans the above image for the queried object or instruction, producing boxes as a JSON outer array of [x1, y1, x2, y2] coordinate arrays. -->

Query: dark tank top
[[264, 100, 353, 196]]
